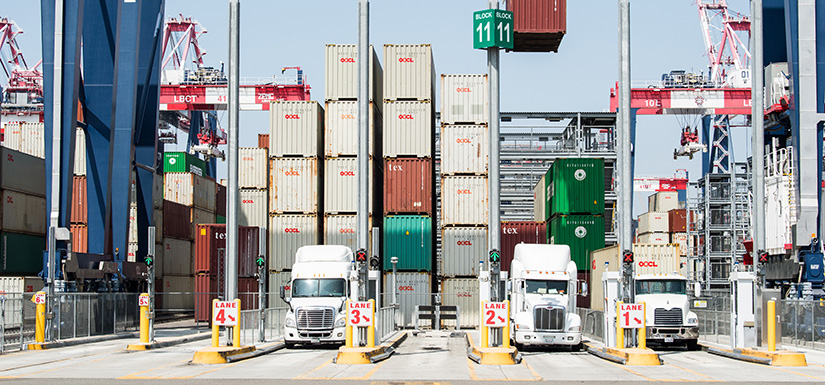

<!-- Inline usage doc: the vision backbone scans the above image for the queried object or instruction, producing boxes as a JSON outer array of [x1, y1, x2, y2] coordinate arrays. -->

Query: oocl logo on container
[[398, 57, 414, 63], [284, 170, 300, 176], [638, 261, 659, 267], [456, 87, 471, 93], [340, 57, 355, 63], [340, 114, 355, 120], [457, 189, 472, 194], [398, 286, 414, 291], [398, 114, 414, 120], [339, 228, 355, 234], [456, 138, 471, 144], [457, 240, 472, 246], [284, 228, 300, 233], [284, 114, 300, 119], [242, 199, 254, 204], [340, 171, 355, 176]]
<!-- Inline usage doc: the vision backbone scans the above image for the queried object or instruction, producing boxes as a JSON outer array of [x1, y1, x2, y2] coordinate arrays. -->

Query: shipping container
[[191, 208, 216, 240], [548, 215, 605, 271], [269, 101, 323, 158], [268, 214, 320, 271], [384, 158, 432, 214], [195, 275, 258, 322], [638, 232, 669, 244], [257, 134, 269, 150], [533, 174, 546, 222], [70, 224, 88, 253], [162, 237, 193, 276], [439, 125, 488, 175], [216, 215, 226, 224], [71, 176, 87, 224], [546, 158, 604, 217], [0, 147, 45, 196], [163, 152, 206, 175], [324, 157, 376, 214], [323, 214, 375, 256], [588, 245, 619, 311], [382, 272, 431, 328], [216, 183, 227, 216], [766, 175, 793, 254], [383, 100, 433, 158], [0, 232, 45, 275], [0, 190, 47, 235], [441, 176, 488, 225], [269, 158, 320, 213], [239, 147, 269, 189], [160, 276, 194, 310], [152, 172, 163, 210], [324, 44, 383, 105], [0, 276, 43, 294], [1, 122, 44, 158], [383, 215, 433, 271], [164, 172, 217, 212], [194, 224, 260, 277], [441, 278, 479, 329], [508, 0, 567, 53], [638, 212, 669, 234], [0, 276, 43, 327], [239, 189, 269, 228], [324, 101, 382, 157], [383, 44, 435, 101], [440, 74, 488, 125], [153, 209, 163, 244], [267, 271, 292, 309], [128, 204, 138, 244], [668, 209, 688, 233], [648, 191, 680, 212], [500, 221, 547, 272], [671, 232, 690, 256], [441, 226, 487, 277], [74, 127, 86, 176], [163, 200, 192, 240]]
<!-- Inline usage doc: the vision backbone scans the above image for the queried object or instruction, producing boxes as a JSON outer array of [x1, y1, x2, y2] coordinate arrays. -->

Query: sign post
[[346, 299, 375, 348], [212, 298, 241, 348], [32, 291, 46, 343], [481, 300, 510, 348]]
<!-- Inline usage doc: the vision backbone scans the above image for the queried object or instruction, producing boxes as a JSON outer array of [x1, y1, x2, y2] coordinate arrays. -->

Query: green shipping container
[[216, 215, 226, 224], [163, 152, 206, 175], [383, 215, 433, 272], [548, 215, 605, 271], [545, 158, 605, 217], [0, 232, 46, 275]]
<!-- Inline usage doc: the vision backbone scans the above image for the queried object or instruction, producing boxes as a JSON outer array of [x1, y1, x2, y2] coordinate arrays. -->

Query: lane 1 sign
[[347, 301, 373, 327], [483, 301, 508, 328], [473, 9, 514, 50], [213, 300, 239, 327], [138, 294, 150, 307], [618, 303, 645, 329]]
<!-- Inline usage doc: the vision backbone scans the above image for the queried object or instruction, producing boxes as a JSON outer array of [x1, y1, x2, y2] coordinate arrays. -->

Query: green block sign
[[473, 9, 514, 50]]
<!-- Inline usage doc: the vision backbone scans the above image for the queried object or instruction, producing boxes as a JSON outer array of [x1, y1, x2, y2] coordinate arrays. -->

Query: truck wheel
[[572, 342, 584, 352], [284, 342, 295, 349], [686, 340, 699, 351]]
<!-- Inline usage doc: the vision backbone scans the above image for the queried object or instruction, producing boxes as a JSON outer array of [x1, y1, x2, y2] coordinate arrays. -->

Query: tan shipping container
[[324, 44, 383, 106], [440, 226, 487, 277], [441, 176, 488, 226], [638, 232, 668, 244], [269, 158, 320, 213], [648, 191, 680, 212], [440, 74, 488, 125], [324, 101, 382, 157], [324, 157, 374, 214], [638, 212, 669, 234], [268, 101, 323, 158], [239, 147, 269, 189], [383, 100, 433, 158], [0, 190, 47, 235], [441, 278, 480, 329], [239, 189, 269, 228], [161, 276, 195, 310], [163, 237, 193, 276], [440, 125, 488, 175], [323, 214, 373, 256], [163, 172, 217, 212], [268, 214, 320, 271], [533, 174, 546, 222], [383, 44, 435, 101]]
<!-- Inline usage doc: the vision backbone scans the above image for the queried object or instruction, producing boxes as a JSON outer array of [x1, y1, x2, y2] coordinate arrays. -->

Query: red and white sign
[[347, 301, 373, 327], [138, 294, 150, 307], [634, 178, 688, 192], [213, 300, 239, 327], [483, 301, 508, 328], [618, 303, 645, 329], [33, 292, 46, 305]]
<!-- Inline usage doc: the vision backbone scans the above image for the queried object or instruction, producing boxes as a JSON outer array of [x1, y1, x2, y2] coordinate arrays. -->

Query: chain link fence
[[779, 299, 825, 350], [692, 294, 732, 345]]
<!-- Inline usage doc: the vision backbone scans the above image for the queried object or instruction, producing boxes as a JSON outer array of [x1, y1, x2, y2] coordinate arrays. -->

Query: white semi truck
[[280, 245, 355, 348], [507, 244, 584, 350]]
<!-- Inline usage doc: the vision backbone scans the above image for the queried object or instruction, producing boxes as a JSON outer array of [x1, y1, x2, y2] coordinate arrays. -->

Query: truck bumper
[[284, 326, 347, 345], [514, 331, 581, 346], [646, 326, 699, 342]]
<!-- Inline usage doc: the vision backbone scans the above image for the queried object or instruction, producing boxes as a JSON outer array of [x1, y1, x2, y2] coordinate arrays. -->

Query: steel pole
[[226, 0, 240, 345], [488, 0, 501, 303], [618, 0, 633, 302], [357, 0, 370, 301], [751, 0, 765, 346]]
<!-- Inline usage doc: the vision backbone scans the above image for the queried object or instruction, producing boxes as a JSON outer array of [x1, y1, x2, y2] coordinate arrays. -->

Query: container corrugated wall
[[648, 191, 679, 212], [324, 157, 374, 214], [239, 147, 268, 189], [441, 226, 487, 277], [533, 174, 545, 221], [0, 232, 46, 275], [0, 148, 45, 196], [383, 44, 435, 101], [269, 101, 323, 157], [440, 74, 488, 125], [637, 233, 668, 244], [74, 127, 86, 175], [164, 152, 206, 175], [324, 101, 382, 157], [671, 233, 689, 256], [441, 176, 488, 225], [70, 224, 87, 253], [163, 173, 217, 212], [257, 134, 269, 150], [163, 200, 191, 240], [383, 272, 431, 328], [152, 173, 163, 209], [268, 214, 320, 271], [269, 158, 320, 213], [0, 190, 46, 235], [384, 158, 432, 214], [383, 101, 433, 158], [153, 209, 163, 244], [162, 237, 193, 276], [500, 221, 547, 272], [161, 276, 194, 309], [441, 278, 480, 329], [324, 214, 373, 256], [440, 125, 488, 175], [383, 215, 433, 271], [508, 0, 567, 53], [267, 271, 292, 308], [548, 215, 605, 271], [589, 245, 619, 311], [638, 212, 669, 234], [324, 44, 383, 105], [633, 243, 683, 275], [239, 189, 269, 228], [71, 176, 87, 224], [191, 208, 216, 240], [546, 158, 604, 217], [1, 123, 44, 158]]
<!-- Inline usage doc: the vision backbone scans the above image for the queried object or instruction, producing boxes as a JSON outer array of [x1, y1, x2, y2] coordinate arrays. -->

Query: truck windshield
[[635, 280, 687, 295], [292, 279, 347, 297], [525, 280, 567, 295]]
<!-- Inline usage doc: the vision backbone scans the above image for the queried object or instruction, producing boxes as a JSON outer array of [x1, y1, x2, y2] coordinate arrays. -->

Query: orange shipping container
[[508, 0, 567, 53], [384, 158, 432, 214], [257, 134, 269, 150], [70, 224, 88, 253], [71, 176, 87, 224]]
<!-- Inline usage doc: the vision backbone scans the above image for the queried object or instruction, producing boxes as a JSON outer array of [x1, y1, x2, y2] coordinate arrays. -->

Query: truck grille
[[654, 308, 683, 326], [534, 305, 565, 331], [296, 307, 335, 330]]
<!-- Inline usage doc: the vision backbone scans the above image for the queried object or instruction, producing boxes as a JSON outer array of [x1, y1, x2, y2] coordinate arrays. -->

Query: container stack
[[71, 128, 88, 253], [1, 122, 45, 158], [438, 73, 488, 328], [638, 191, 692, 256], [379, 44, 436, 327], [0, 147, 47, 276], [267, 100, 324, 307]]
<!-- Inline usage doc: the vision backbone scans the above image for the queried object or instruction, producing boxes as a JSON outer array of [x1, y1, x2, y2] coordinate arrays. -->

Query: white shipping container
[[383, 44, 435, 101], [441, 176, 488, 225], [638, 212, 669, 233], [671, 232, 690, 256], [161, 276, 195, 309], [269, 158, 320, 213], [325, 101, 382, 157], [0, 147, 46, 197], [74, 127, 87, 176], [162, 237, 193, 276], [648, 191, 680, 212], [0, 276, 43, 293], [383, 101, 433, 158], [324, 157, 374, 214], [239, 189, 269, 228], [128, 204, 138, 244], [440, 74, 488, 125], [765, 175, 793, 255], [268, 214, 320, 271], [153, 242, 164, 277], [440, 226, 487, 277], [163, 172, 217, 212], [0, 276, 43, 327], [324, 44, 383, 105], [534, 174, 546, 222], [323, 214, 373, 256], [441, 278, 479, 329], [239, 147, 269, 189], [1, 122, 44, 158], [191, 208, 216, 240], [440, 125, 488, 175], [152, 172, 163, 209], [637, 232, 669, 244], [383, 272, 431, 328], [267, 271, 292, 309], [127, 242, 138, 262], [269, 101, 323, 157], [0, 190, 47, 235]]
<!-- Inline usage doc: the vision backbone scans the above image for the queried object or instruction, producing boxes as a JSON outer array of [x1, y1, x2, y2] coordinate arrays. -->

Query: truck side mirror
[[580, 282, 589, 297], [694, 282, 702, 298], [506, 280, 512, 292], [280, 285, 290, 302]]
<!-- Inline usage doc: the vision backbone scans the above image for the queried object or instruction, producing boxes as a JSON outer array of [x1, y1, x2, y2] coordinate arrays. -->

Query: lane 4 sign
[[618, 303, 645, 329], [483, 301, 508, 328], [213, 300, 239, 327], [347, 301, 373, 327]]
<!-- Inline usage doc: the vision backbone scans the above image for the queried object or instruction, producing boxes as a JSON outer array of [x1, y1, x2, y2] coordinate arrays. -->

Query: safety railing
[[237, 307, 288, 346], [578, 308, 605, 343], [778, 299, 825, 350], [0, 292, 35, 353], [693, 294, 732, 345], [376, 306, 398, 343]]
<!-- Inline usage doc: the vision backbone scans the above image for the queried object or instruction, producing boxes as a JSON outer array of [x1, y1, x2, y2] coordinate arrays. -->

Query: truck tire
[[572, 342, 584, 352], [686, 339, 699, 351], [285, 342, 295, 349]]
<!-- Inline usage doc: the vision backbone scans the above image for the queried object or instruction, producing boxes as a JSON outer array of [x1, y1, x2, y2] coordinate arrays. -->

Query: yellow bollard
[[33, 291, 45, 343], [503, 300, 511, 349], [638, 302, 646, 350], [233, 299, 241, 348], [345, 300, 353, 348], [767, 299, 776, 352], [211, 299, 219, 348], [367, 299, 376, 348], [616, 301, 624, 349], [480, 301, 489, 348], [139, 293, 150, 343]]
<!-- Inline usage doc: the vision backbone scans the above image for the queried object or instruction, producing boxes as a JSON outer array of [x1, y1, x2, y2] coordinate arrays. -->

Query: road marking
[[466, 358, 480, 381], [0, 351, 122, 379], [370, 383, 447, 385], [0, 348, 121, 373], [770, 366, 825, 381], [605, 359, 655, 381], [523, 360, 543, 381], [666, 362, 718, 381], [168, 361, 241, 379], [293, 358, 333, 380], [117, 358, 190, 380]]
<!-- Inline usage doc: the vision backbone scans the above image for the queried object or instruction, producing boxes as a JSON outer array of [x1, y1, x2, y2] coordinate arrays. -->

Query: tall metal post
[[618, 0, 633, 302], [226, 0, 240, 344], [488, 0, 501, 303], [750, 0, 765, 346], [357, 0, 370, 301]]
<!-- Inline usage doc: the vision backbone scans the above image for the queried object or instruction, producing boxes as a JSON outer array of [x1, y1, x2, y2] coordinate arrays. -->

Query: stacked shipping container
[[0, 147, 46, 275], [636, 191, 693, 256]]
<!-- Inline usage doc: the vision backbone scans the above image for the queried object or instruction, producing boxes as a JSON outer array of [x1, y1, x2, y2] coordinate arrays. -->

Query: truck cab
[[634, 274, 699, 349]]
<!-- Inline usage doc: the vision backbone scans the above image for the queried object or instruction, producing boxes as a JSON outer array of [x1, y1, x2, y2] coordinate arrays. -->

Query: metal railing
[[578, 308, 605, 343], [238, 307, 288, 346], [779, 299, 825, 350], [376, 306, 398, 343], [693, 294, 732, 345]]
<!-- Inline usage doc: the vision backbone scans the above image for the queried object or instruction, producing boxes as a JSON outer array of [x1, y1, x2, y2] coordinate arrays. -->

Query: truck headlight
[[516, 324, 531, 331], [567, 325, 581, 332], [285, 317, 296, 328], [687, 317, 698, 325], [335, 317, 346, 327]]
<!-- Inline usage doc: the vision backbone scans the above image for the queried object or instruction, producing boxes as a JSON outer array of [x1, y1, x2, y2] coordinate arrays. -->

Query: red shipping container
[[577, 270, 590, 309], [163, 200, 192, 240], [668, 209, 695, 233], [500, 221, 547, 271], [195, 275, 259, 322], [216, 184, 227, 216], [507, 0, 567, 53], [71, 176, 87, 224], [194, 224, 261, 276], [384, 158, 433, 214], [70, 224, 88, 253], [257, 134, 269, 150]]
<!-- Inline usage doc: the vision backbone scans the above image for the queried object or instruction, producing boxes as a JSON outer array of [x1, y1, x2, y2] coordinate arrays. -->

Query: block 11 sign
[[473, 9, 514, 50]]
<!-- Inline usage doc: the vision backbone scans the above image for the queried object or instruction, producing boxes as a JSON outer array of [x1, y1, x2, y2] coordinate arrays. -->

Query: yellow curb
[[334, 331, 408, 365], [719, 346, 807, 367], [602, 347, 662, 366], [192, 346, 256, 364], [27, 343, 46, 350], [466, 333, 519, 365]]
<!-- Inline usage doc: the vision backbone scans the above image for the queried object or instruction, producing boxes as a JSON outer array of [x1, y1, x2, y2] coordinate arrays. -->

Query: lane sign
[[619, 303, 644, 329], [347, 301, 373, 327], [483, 301, 508, 328], [139, 294, 150, 307], [213, 300, 239, 327], [33, 292, 46, 305]]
